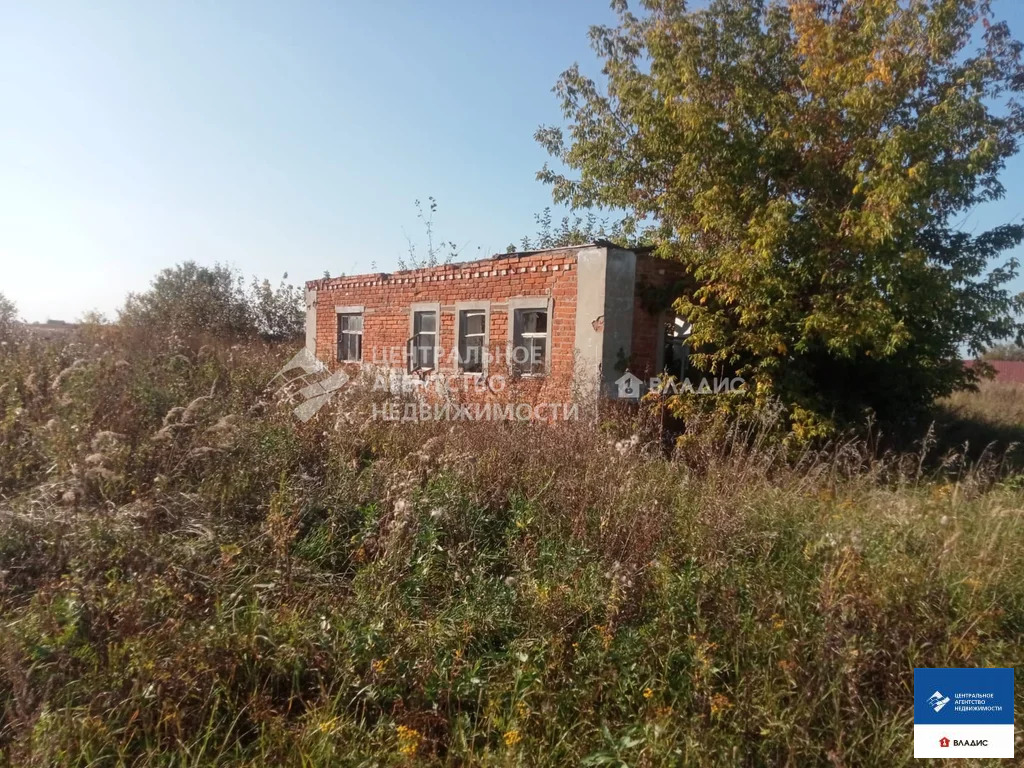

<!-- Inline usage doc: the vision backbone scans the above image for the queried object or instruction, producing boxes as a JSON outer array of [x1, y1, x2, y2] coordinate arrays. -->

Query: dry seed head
[[51, 359, 87, 390], [162, 406, 186, 426], [182, 396, 212, 423], [91, 431, 126, 451], [84, 466, 120, 483]]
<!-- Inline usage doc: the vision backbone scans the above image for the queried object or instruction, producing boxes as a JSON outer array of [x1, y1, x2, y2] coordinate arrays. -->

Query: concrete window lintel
[[507, 296, 552, 314]]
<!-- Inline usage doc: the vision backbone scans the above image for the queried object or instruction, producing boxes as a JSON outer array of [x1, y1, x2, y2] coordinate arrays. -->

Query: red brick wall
[[630, 253, 689, 380], [306, 250, 579, 401]]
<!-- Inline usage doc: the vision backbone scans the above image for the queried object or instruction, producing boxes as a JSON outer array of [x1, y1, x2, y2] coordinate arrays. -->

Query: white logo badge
[[928, 691, 950, 713]]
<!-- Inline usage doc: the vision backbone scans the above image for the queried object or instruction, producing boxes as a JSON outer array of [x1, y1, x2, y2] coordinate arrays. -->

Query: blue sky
[[2, 0, 1024, 322]]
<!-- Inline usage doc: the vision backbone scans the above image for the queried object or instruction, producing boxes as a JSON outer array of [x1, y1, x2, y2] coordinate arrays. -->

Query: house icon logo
[[939, 737, 950, 748], [928, 690, 950, 713], [614, 372, 643, 399]]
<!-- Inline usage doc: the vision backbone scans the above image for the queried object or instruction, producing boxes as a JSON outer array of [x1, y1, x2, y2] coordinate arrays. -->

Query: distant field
[[943, 377, 1024, 424], [16, 322, 80, 341], [1, 330, 1023, 766], [937, 378, 1024, 465]]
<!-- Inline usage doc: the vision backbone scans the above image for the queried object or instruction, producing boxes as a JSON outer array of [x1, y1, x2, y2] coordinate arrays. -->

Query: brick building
[[304, 242, 689, 401]]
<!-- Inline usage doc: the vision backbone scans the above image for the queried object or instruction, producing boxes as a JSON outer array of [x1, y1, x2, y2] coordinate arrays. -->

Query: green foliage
[[0, 291, 19, 342], [512, 207, 637, 252], [398, 197, 473, 270], [249, 274, 305, 341], [119, 262, 303, 341], [537, 0, 1024, 431]]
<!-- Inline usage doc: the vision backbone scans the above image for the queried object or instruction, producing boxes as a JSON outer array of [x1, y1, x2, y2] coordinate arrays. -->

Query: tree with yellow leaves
[[537, 0, 1024, 432]]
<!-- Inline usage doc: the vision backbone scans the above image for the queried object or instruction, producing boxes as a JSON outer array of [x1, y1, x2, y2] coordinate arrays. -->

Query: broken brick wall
[[306, 249, 579, 402]]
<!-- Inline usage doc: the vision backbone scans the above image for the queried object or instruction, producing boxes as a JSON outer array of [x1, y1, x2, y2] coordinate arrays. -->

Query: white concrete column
[[573, 246, 636, 399], [305, 288, 317, 354]]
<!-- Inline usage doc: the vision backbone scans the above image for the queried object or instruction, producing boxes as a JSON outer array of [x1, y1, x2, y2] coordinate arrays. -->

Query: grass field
[[1, 329, 1023, 766]]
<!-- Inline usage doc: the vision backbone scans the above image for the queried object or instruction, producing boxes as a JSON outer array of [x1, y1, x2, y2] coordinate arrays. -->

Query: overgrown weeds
[[1, 329, 1022, 766]]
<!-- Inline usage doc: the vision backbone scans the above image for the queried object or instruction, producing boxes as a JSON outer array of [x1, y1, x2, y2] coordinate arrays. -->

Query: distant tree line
[[118, 262, 304, 341], [983, 343, 1024, 362], [0, 292, 18, 342]]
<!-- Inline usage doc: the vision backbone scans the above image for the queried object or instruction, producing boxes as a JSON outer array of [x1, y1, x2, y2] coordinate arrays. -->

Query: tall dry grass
[[1, 326, 1022, 766]]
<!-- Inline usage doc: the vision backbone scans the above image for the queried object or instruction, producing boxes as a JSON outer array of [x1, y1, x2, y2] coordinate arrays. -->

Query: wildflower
[[693, 638, 717, 670], [371, 657, 389, 674], [710, 693, 732, 716], [503, 729, 522, 747], [317, 717, 337, 734], [643, 687, 653, 699], [396, 725, 421, 756], [771, 614, 785, 630]]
